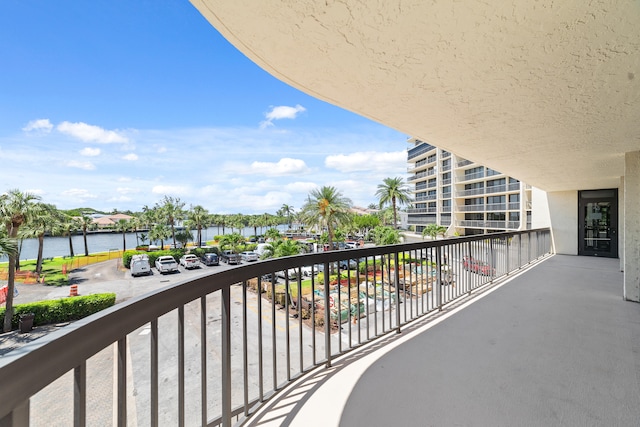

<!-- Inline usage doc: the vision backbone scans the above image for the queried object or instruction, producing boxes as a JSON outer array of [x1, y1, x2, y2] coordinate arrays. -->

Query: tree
[[370, 225, 401, 246], [78, 213, 94, 256], [21, 203, 58, 275], [175, 230, 193, 248], [156, 196, 185, 246], [300, 186, 351, 252], [278, 204, 295, 230], [422, 224, 447, 240], [149, 224, 171, 250], [353, 214, 380, 238], [265, 227, 281, 241], [260, 238, 303, 259], [375, 177, 411, 229], [115, 219, 131, 252], [58, 214, 79, 257], [0, 189, 41, 333], [0, 229, 17, 258], [186, 205, 209, 247], [218, 233, 245, 254]]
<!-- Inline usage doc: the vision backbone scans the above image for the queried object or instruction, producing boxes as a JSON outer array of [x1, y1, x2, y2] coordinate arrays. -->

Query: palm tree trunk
[[68, 233, 75, 257], [392, 198, 397, 229], [36, 234, 45, 275], [3, 226, 19, 332], [83, 227, 89, 256], [122, 231, 126, 252]]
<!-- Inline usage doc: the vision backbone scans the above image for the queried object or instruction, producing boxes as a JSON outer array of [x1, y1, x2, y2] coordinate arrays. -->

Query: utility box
[[19, 313, 35, 333]]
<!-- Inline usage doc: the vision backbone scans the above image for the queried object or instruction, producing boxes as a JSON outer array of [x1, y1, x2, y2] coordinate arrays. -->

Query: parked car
[[130, 254, 151, 277], [220, 250, 241, 265], [240, 251, 259, 262], [462, 256, 495, 276], [179, 254, 200, 269], [261, 273, 279, 284], [201, 252, 219, 266], [155, 255, 179, 274]]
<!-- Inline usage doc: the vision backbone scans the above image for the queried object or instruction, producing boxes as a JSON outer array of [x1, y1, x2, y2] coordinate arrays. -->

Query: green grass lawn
[[0, 252, 121, 287]]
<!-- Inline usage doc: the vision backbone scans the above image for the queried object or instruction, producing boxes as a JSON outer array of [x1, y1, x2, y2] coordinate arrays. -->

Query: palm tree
[[78, 213, 94, 256], [186, 205, 209, 247], [218, 233, 245, 254], [0, 226, 17, 258], [156, 196, 185, 246], [149, 223, 171, 250], [300, 186, 352, 251], [115, 219, 131, 252], [22, 203, 58, 275], [58, 214, 79, 257], [375, 177, 411, 229], [422, 224, 447, 240], [0, 189, 41, 333], [278, 204, 295, 230]]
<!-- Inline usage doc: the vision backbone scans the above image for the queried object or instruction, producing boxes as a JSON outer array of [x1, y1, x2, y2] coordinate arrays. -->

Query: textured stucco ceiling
[[191, 0, 640, 192]]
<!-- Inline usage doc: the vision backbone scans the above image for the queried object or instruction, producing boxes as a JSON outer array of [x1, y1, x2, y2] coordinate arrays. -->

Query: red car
[[462, 256, 496, 276]]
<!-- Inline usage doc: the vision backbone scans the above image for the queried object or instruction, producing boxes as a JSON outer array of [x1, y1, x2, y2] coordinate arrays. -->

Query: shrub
[[0, 293, 116, 330]]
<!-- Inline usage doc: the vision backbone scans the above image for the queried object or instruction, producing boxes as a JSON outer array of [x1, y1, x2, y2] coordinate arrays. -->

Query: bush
[[0, 293, 116, 330]]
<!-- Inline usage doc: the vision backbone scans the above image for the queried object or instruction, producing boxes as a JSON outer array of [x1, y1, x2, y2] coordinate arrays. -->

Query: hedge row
[[0, 293, 116, 330]]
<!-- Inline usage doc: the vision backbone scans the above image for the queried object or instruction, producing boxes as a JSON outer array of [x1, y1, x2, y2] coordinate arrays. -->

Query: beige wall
[[624, 152, 640, 302], [545, 191, 578, 255]]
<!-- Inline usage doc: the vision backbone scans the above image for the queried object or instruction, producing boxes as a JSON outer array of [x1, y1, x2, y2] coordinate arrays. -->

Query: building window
[[509, 212, 520, 221], [487, 195, 505, 204], [465, 197, 484, 205], [487, 212, 506, 221], [487, 178, 506, 187], [465, 213, 483, 220], [509, 194, 520, 202]]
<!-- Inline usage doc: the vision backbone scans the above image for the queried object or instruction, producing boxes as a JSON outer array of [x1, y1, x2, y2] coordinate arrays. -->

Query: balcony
[[5, 230, 637, 426], [459, 170, 485, 182], [247, 255, 636, 426], [407, 143, 436, 160]]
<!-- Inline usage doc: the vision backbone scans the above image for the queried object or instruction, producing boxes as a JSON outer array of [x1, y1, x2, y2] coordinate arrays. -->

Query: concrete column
[[624, 151, 640, 302], [545, 191, 578, 255]]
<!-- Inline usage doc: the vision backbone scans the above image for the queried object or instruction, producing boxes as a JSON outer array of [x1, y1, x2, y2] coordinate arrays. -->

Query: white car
[[155, 256, 179, 274], [179, 254, 200, 269], [240, 251, 259, 262]]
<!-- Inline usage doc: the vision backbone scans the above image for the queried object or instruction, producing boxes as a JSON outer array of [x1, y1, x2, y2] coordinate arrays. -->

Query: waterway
[[1, 225, 288, 262]]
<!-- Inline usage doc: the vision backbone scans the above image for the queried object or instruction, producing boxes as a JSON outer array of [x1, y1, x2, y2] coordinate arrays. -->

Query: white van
[[131, 254, 151, 277]]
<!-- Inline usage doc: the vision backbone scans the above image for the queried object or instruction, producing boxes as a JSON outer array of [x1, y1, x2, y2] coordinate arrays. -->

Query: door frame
[[577, 189, 618, 258]]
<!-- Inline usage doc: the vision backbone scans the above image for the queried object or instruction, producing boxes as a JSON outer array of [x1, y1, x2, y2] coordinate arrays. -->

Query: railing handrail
[[0, 229, 552, 425]]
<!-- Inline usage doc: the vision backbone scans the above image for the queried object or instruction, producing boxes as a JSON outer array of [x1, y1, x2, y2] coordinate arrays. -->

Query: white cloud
[[108, 195, 133, 203], [249, 158, 310, 176], [116, 187, 139, 195], [80, 147, 101, 157], [118, 177, 132, 182], [66, 160, 96, 170], [22, 119, 53, 133], [151, 185, 191, 196], [123, 153, 138, 161], [25, 188, 45, 196], [61, 188, 98, 199], [57, 121, 129, 143], [325, 151, 407, 173], [260, 104, 306, 129], [157, 146, 167, 153], [284, 181, 318, 194]]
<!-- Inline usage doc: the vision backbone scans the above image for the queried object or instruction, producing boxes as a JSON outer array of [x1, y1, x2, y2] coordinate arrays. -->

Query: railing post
[[74, 362, 86, 427], [116, 338, 127, 427], [436, 249, 443, 310], [221, 286, 232, 427], [0, 400, 29, 427], [323, 262, 332, 367], [394, 252, 401, 334]]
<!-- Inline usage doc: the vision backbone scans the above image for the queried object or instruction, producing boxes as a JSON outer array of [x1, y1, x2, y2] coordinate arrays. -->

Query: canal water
[[1, 225, 287, 262]]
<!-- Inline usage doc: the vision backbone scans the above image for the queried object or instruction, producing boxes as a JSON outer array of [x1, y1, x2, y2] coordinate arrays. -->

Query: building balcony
[[415, 194, 437, 202], [2, 230, 638, 426], [456, 159, 473, 167], [407, 207, 437, 214], [459, 171, 485, 182], [456, 188, 485, 197], [407, 142, 436, 160]]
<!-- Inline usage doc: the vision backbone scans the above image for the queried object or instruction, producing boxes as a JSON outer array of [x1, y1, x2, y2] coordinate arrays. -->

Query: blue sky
[[0, 1, 408, 214]]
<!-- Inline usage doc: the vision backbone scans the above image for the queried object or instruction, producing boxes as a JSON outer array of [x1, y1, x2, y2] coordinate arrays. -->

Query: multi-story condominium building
[[407, 137, 532, 236]]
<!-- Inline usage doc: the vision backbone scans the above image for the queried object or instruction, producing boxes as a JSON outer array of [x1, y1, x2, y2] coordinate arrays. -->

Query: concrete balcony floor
[[246, 255, 640, 426]]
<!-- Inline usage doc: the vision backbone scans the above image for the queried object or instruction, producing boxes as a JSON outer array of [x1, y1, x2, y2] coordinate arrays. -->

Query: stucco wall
[[545, 191, 578, 255], [624, 152, 640, 302]]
